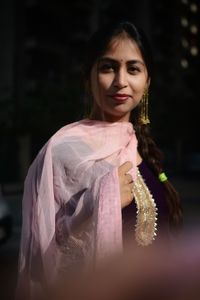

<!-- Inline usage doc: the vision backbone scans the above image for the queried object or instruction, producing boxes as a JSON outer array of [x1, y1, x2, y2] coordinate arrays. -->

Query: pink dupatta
[[17, 119, 138, 296]]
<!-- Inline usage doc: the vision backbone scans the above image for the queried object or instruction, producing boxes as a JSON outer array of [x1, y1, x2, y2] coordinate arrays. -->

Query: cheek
[[131, 76, 148, 93], [90, 75, 108, 106], [98, 74, 113, 92]]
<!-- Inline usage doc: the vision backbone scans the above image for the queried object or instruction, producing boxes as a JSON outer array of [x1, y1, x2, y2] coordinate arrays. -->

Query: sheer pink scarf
[[17, 119, 138, 294]]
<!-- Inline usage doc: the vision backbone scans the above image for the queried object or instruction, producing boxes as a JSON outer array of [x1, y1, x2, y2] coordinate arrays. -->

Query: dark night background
[[0, 0, 200, 299]]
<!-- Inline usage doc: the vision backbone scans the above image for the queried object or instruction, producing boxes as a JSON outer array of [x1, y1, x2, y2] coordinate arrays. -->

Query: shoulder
[[51, 119, 93, 141], [28, 120, 86, 168], [49, 119, 94, 164], [40, 119, 86, 150]]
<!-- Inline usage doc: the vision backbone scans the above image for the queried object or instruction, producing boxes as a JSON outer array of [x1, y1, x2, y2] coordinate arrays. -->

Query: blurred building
[[151, 0, 200, 172]]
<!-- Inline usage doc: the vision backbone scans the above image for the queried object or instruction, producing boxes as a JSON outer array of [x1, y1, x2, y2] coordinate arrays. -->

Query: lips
[[108, 94, 131, 101]]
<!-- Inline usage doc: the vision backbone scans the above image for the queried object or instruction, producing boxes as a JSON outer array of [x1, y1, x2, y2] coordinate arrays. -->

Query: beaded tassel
[[140, 89, 150, 125]]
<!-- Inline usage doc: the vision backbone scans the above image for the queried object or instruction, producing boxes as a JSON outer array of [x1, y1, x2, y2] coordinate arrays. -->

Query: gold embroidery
[[132, 167, 158, 246]]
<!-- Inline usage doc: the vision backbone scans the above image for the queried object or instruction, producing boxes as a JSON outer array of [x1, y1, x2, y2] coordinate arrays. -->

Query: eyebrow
[[98, 56, 145, 66]]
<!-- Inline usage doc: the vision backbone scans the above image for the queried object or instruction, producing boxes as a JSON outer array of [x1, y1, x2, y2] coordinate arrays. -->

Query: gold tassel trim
[[132, 167, 158, 246]]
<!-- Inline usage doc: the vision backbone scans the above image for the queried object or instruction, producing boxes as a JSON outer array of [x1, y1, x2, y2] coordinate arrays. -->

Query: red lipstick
[[109, 93, 131, 102]]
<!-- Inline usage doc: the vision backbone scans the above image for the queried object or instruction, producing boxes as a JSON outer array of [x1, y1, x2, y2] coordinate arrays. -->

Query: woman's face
[[90, 36, 149, 122]]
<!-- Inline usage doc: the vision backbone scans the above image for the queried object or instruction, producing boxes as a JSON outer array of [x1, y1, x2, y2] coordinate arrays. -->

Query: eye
[[128, 66, 141, 74], [98, 63, 115, 73]]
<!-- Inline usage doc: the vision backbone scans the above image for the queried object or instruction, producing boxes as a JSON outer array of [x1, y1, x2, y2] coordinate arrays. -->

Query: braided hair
[[131, 104, 182, 228], [83, 20, 182, 228]]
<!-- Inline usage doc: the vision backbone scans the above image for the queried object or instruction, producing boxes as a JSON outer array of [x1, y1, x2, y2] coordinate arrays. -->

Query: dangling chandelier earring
[[140, 89, 150, 125]]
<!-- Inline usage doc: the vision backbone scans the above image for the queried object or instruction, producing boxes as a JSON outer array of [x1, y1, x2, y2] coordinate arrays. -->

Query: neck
[[90, 109, 131, 123]]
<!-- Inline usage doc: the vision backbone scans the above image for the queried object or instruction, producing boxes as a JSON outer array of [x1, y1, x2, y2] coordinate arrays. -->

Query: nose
[[113, 69, 128, 89]]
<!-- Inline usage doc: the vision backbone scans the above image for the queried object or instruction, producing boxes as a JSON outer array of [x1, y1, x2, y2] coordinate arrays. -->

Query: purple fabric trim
[[137, 160, 168, 216]]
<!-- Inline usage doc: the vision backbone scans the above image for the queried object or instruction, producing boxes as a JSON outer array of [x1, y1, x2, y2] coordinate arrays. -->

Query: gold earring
[[140, 89, 150, 125]]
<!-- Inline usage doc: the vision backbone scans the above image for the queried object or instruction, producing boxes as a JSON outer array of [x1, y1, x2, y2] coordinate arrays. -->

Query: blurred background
[[0, 0, 199, 299]]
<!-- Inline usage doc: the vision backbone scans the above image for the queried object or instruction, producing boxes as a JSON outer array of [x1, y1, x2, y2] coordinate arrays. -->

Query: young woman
[[17, 21, 182, 298]]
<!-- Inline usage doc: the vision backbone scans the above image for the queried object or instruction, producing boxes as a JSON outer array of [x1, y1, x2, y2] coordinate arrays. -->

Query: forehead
[[102, 36, 144, 62]]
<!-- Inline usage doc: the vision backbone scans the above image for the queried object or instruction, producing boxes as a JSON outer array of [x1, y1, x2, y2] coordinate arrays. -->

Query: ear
[[146, 77, 151, 89]]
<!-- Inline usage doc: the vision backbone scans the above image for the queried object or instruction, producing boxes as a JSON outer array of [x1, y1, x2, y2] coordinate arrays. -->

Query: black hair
[[82, 20, 182, 230], [83, 21, 153, 81]]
